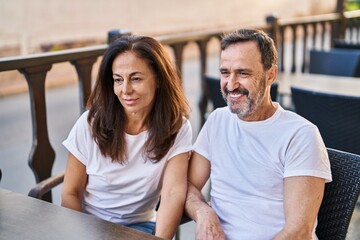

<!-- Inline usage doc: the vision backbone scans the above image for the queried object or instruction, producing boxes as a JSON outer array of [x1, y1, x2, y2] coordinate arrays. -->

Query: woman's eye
[[114, 78, 124, 84], [131, 77, 141, 82]]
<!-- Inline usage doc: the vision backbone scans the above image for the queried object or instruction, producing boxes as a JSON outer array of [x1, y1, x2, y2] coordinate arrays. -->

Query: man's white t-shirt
[[194, 103, 332, 240], [63, 111, 192, 224]]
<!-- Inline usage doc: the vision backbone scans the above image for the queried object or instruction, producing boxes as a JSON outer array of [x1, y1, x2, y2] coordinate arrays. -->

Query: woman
[[61, 35, 192, 239]]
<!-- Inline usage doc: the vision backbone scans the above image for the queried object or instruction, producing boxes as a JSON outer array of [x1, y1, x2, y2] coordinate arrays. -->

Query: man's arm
[[185, 152, 225, 240], [274, 176, 325, 240]]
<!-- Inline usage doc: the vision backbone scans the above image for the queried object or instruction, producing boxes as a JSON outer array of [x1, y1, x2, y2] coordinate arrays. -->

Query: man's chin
[[229, 106, 244, 115], [228, 104, 249, 116]]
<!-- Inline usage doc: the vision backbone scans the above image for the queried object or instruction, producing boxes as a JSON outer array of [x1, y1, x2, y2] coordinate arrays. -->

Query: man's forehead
[[221, 41, 259, 54], [221, 42, 261, 61]]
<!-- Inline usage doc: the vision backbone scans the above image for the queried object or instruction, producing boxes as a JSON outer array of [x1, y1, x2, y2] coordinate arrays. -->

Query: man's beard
[[222, 78, 265, 119]]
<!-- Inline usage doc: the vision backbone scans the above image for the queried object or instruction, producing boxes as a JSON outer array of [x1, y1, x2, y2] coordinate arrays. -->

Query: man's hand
[[194, 207, 225, 240]]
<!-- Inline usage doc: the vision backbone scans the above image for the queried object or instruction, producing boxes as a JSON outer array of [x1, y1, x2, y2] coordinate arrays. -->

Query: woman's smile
[[122, 97, 139, 105]]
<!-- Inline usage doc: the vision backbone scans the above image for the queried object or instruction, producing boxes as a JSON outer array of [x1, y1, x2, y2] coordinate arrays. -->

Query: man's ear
[[267, 64, 278, 85]]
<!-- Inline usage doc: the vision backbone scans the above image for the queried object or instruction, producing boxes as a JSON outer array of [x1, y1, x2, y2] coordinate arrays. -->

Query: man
[[185, 29, 332, 240]]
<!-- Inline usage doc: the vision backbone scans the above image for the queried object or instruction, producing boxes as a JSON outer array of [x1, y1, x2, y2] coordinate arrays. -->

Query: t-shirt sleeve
[[166, 118, 193, 161], [284, 124, 332, 183], [62, 111, 91, 166], [193, 112, 214, 161]]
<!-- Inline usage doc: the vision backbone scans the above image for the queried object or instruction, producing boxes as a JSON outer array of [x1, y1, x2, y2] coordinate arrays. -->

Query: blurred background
[[1, 0, 337, 57], [0, 0, 340, 96]]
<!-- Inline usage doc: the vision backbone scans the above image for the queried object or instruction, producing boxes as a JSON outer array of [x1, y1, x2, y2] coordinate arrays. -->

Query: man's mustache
[[224, 87, 249, 96]]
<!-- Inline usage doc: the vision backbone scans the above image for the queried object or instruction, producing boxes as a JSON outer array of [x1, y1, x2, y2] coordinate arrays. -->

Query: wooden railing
[[272, 10, 360, 73], [1, 10, 360, 202]]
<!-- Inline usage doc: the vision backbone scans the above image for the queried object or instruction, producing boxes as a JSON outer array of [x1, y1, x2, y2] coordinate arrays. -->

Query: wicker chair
[[291, 86, 360, 155], [334, 39, 360, 50], [309, 49, 360, 77], [316, 148, 360, 240], [205, 76, 226, 109]]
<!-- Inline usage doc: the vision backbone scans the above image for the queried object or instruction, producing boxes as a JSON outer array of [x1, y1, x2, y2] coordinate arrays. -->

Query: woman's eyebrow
[[112, 71, 144, 77]]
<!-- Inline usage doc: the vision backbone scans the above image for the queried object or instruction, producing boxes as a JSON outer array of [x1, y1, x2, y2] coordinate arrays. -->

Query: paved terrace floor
[[0, 54, 359, 239]]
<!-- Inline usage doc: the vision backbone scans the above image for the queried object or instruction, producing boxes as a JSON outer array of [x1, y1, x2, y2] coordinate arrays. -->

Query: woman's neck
[[125, 114, 148, 135]]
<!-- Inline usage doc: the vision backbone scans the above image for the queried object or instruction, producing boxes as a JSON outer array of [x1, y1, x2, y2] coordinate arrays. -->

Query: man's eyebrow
[[219, 67, 250, 72]]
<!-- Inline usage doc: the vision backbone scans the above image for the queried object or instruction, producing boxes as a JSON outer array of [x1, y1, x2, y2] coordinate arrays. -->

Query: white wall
[[0, 0, 337, 54]]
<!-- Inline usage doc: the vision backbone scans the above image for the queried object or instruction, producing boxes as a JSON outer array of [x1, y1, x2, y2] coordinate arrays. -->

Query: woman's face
[[112, 51, 158, 118]]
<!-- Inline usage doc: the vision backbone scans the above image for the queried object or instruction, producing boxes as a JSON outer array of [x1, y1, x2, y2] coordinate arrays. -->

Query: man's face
[[219, 41, 270, 121]]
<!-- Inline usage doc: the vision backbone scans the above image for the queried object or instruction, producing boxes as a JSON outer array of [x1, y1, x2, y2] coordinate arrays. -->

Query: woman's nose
[[122, 80, 132, 94]]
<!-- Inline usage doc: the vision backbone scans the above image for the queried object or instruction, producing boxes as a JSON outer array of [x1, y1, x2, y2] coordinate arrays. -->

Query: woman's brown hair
[[87, 35, 190, 163]]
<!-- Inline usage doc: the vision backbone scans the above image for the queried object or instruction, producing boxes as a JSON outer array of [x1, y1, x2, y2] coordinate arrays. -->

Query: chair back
[[291, 86, 360, 155], [205, 76, 278, 110], [205, 76, 226, 109], [334, 39, 360, 50], [316, 148, 360, 239], [309, 49, 360, 77]]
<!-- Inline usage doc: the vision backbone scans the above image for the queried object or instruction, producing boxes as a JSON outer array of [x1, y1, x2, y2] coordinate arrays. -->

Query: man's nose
[[226, 74, 238, 91]]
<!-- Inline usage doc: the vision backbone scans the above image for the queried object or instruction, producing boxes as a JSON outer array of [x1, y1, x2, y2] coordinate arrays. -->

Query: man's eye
[[239, 72, 249, 77], [220, 72, 230, 77]]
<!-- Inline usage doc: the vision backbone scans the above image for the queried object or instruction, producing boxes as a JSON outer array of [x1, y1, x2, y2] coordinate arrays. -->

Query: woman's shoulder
[[76, 110, 90, 124], [180, 117, 192, 133], [80, 110, 90, 119], [71, 110, 91, 130]]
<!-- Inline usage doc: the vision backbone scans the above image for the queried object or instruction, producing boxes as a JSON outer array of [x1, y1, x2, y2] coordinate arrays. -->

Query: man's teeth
[[230, 93, 243, 97]]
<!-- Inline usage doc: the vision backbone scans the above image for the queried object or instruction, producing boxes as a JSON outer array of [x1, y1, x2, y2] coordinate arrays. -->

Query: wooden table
[[0, 188, 162, 240], [277, 73, 360, 97]]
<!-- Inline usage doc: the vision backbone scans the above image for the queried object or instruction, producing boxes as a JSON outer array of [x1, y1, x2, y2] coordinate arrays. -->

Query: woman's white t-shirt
[[63, 111, 192, 224]]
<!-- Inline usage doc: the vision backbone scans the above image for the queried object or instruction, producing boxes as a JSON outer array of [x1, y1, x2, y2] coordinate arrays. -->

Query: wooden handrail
[[0, 45, 107, 71]]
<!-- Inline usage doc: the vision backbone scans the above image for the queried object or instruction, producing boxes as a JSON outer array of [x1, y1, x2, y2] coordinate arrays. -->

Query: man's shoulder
[[280, 108, 314, 126], [207, 107, 231, 120]]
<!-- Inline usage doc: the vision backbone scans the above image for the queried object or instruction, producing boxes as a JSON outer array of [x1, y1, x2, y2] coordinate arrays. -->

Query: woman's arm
[[61, 153, 87, 212], [155, 152, 189, 239]]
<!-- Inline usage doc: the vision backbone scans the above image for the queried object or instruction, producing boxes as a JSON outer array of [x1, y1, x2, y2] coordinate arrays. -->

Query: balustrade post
[[71, 57, 98, 113], [19, 65, 55, 202], [266, 15, 283, 71], [290, 25, 297, 73], [170, 43, 186, 78], [266, 15, 279, 50], [332, 0, 347, 45], [196, 39, 210, 127], [302, 24, 309, 73]]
